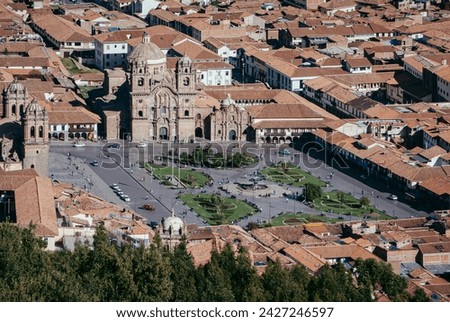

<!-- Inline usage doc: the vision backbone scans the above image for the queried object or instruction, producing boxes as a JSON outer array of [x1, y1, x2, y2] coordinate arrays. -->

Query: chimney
[[442, 59, 447, 66]]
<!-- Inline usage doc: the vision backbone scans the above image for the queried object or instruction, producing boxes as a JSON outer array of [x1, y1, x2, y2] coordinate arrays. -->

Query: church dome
[[128, 32, 166, 66], [7, 79, 25, 93], [25, 99, 45, 114], [163, 210, 184, 234], [221, 93, 235, 108]]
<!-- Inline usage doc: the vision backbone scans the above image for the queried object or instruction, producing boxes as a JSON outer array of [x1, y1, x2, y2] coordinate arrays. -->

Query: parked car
[[387, 194, 398, 200], [121, 195, 130, 202], [111, 183, 118, 189], [279, 149, 290, 155], [137, 142, 147, 148], [90, 160, 99, 167], [142, 204, 155, 211], [108, 143, 120, 149]]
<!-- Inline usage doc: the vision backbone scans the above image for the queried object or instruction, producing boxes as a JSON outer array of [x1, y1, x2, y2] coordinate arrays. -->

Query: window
[[30, 126, 35, 138], [39, 126, 43, 138], [138, 110, 143, 117], [184, 110, 189, 117], [161, 106, 167, 114], [122, 45, 125, 49], [138, 78, 144, 86]]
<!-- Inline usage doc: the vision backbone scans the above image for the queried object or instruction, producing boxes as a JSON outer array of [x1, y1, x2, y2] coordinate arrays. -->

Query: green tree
[[409, 288, 430, 302], [355, 259, 408, 301], [133, 237, 173, 301], [197, 251, 235, 301], [360, 196, 371, 208], [170, 241, 198, 301], [336, 191, 346, 204], [304, 183, 323, 202], [262, 261, 304, 301], [0, 223, 52, 301], [309, 264, 370, 302], [233, 248, 266, 301], [180, 152, 189, 164]]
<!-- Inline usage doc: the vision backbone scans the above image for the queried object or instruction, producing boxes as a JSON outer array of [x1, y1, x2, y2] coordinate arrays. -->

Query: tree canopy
[[0, 223, 427, 302]]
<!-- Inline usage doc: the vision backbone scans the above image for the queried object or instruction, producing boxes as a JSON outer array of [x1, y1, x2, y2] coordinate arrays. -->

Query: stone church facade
[[128, 33, 251, 143], [0, 80, 49, 177], [129, 33, 198, 143]]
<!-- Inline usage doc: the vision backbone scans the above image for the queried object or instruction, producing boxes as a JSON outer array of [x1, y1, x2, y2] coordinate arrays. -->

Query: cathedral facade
[[129, 33, 198, 143], [0, 80, 49, 177], [128, 33, 252, 143]]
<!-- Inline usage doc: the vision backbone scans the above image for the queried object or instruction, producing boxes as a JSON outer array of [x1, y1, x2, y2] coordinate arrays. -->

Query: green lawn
[[180, 193, 256, 225], [261, 163, 326, 187], [312, 191, 392, 219], [61, 58, 99, 75], [148, 165, 209, 188], [270, 213, 343, 226]]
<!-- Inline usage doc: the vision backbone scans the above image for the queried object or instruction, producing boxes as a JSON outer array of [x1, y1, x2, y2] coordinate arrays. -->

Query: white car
[[121, 195, 131, 202], [137, 142, 147, 148], [73, 142, 85, 148], [387, 194, 398, 200], [111, 183, 118, 189]]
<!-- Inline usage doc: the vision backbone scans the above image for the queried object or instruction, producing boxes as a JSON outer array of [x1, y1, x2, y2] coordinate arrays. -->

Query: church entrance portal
[[229, 130, 237, 141]]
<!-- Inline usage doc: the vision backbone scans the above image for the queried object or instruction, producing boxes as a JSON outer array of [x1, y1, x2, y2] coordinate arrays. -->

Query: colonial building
[[126, 33, 338, 143], [129, 33, 197, 143]]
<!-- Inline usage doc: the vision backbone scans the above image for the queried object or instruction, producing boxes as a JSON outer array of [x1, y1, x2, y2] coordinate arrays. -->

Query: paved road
[[49, 141, 428, 227]]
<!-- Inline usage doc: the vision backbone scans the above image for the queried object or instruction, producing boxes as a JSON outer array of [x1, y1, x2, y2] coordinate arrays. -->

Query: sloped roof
[[0, 169, 57, 237]]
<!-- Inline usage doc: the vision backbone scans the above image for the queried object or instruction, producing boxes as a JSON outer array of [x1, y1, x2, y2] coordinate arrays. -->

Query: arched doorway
[[195, 127, 203, 138], [229, 130, 237, 141], [159, 127, 168, 140], [59, 133, 65, 140]]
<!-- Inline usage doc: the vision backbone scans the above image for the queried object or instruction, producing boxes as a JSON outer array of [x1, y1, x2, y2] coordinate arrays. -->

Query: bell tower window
[[138, 78, 144, 86], [184, 110, 189, 117], [39, 126, 44, 138], [30, 126, 35, 138], [138, 110, 143, 117]]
